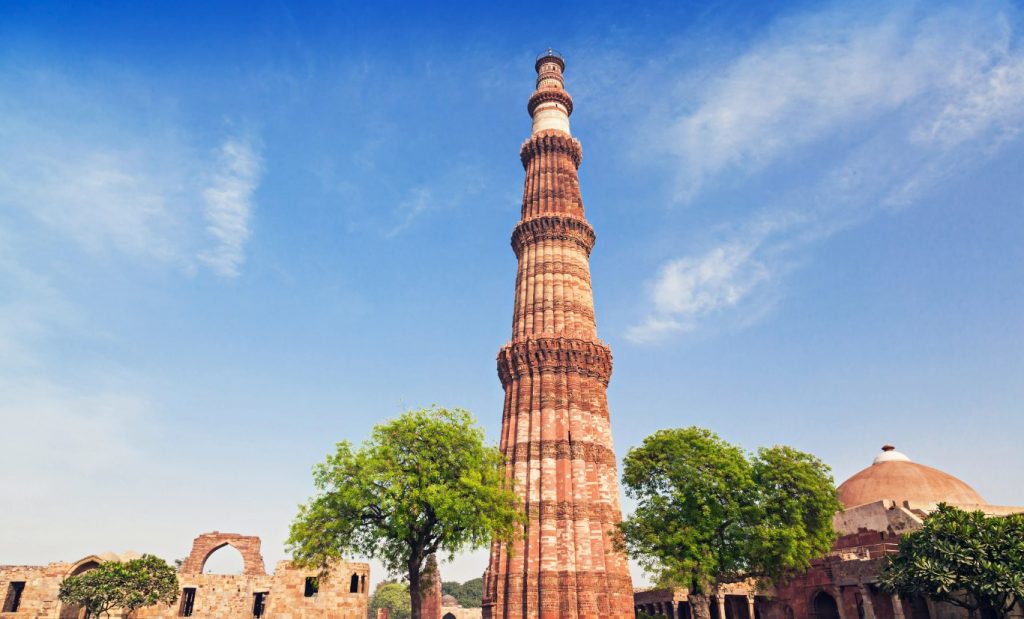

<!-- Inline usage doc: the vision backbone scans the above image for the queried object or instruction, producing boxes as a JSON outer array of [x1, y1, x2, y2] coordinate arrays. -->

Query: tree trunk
[[409, 559, 421, 619], [689, 593, 712, 619]]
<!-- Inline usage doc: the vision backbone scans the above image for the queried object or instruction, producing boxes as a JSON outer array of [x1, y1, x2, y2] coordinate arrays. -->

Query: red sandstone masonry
[[482, 53, 634, 619]]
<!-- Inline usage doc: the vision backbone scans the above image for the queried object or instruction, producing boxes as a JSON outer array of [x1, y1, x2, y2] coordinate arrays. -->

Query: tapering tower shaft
[[482, 51, 634, 619]]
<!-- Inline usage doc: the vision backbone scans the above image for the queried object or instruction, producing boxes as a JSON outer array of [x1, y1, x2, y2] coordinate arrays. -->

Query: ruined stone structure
[[0, 531, 369, 619], [481, 50, 634, 619], [632, 446, 1024, 619], [422, 555, 443, 619]]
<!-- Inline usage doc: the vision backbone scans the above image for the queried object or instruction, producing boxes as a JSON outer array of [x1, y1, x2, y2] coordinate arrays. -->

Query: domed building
[[768, 446, 1023, 619], [836, 445, 986, 509], [633, 445, 1023, 619]]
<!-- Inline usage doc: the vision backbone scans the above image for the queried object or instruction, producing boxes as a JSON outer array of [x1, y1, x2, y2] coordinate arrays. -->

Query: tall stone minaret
[[482, 50, 634, 619]]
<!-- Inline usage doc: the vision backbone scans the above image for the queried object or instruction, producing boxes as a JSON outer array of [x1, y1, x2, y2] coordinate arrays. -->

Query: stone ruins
[[0, 531, 368, 618]]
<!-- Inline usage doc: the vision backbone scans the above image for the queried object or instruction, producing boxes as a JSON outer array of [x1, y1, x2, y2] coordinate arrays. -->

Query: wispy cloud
[[0, 66, 263, 278], [383, 162, 490, 238], [198, 137, 264, 277], [385, 186, 433, 239], [627, 242, 771, 343], [628, 3, 1024, 343]]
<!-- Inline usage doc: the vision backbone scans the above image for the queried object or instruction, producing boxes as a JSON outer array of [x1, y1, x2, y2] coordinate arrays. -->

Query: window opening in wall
[[179, 587, 196, 617], [304, 577, 319, 597], [360, 575, 367, 593], [3, 581, 25, 612], [350, 573, 359, 593], [252, 592, 268, 617]]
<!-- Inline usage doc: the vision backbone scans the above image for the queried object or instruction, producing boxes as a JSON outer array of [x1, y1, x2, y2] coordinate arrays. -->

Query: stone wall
[[1, 564, 69, 618], [0, 532, 368, 619], [441, 607, 482, 619]]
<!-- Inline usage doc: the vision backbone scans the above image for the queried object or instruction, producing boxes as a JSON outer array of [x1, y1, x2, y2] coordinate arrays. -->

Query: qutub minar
[[481, 51, 635, 619]]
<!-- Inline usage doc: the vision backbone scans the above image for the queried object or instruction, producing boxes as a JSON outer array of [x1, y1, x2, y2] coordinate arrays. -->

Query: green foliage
[[617, 427, 839, 594], [749, 445, 843, 582], [441, 577, 483, 607], [288, 406, 522, 619], [370, 582, 412, 619], [879, 504, 1024, 618], [58, 555, 179, 618]]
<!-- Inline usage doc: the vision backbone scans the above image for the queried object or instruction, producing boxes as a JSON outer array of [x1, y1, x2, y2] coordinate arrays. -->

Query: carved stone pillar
[[858, 585, 875, 619], [890, 595, 906, 619], [746, 594, 756, 619], [716, 594, 727, 619], [833, 588, 848, 619]]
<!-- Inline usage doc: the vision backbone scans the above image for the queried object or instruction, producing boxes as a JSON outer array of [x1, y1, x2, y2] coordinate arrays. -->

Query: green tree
[[442, 577, 483, 607], [288, 406, 522, 619], [369, 582, 412, 619], [879, 504, 1024, 618], [617, 427, 839, 619], [58, 555, 179, 618]]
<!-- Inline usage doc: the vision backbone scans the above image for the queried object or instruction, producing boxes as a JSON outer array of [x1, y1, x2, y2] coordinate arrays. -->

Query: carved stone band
[[497, 337, 613, 387], [485, 571, 634, 600], [511, 215, 596, 258], [506, 440, 618, 467], [520, 131, 583, 169], [524, 501, 621, 523]]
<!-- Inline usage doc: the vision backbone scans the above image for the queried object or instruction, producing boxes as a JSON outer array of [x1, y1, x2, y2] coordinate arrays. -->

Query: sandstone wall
[[0, 532, 368, 619]]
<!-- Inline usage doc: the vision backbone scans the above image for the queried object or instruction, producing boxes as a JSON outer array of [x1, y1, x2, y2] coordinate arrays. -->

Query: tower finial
[[529, 51, 572, 135]]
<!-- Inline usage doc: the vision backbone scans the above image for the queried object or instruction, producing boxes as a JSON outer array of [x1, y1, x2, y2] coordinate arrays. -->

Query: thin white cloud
[[627, 243, 771, 343], [629, 3, 1024, 343], [385, 186, 433, 239], [0, 67, 263, 278], [383, 162, 490, 238], [198, 137, 264, 277]]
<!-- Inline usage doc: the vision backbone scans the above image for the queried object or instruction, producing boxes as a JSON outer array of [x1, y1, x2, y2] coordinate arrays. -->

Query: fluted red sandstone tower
[[481, 51, 634, 619]]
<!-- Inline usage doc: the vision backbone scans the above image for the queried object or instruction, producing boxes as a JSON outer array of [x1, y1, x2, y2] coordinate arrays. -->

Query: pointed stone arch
[[65, 555, 104, 577], [179, 532, 266, 576], [59, 557, 105, 619], [201, 542, 246, 574]]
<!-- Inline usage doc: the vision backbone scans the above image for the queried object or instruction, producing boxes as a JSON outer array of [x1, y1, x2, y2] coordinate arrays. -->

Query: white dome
[[873, 444, 911, 464]]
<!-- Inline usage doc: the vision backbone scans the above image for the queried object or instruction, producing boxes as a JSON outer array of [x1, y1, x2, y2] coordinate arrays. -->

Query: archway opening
[[60, 559, 102, 619], [70, 560, 100, 577], [202, 543, 245, 574], [443, 614, 457, 619], [812, 591, 841, 619]]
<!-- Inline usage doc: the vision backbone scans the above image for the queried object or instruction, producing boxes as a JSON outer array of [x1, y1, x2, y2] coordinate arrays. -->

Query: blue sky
[[2, 0, 1022, 585]]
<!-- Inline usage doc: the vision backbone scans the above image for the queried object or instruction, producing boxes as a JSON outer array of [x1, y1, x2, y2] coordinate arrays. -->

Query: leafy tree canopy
[[442, 577, 483, 607], [288, 406, 522, 619], [879, 503, 1024, 619], [58, 554, 179, 618], [370, 582, 412, 619], [617, 427, 839, 615]]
